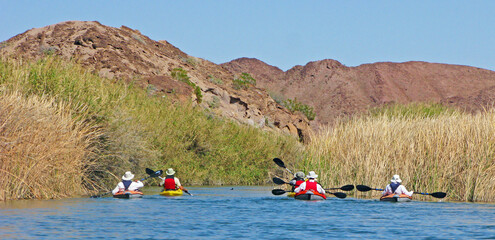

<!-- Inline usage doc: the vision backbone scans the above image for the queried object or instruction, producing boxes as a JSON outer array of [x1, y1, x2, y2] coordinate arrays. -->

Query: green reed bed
[[303, 104, 495, 202], [0, 56, 302, 199]]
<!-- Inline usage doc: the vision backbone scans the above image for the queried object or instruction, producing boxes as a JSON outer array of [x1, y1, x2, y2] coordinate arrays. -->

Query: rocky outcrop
[[0, 21, 311, 141]]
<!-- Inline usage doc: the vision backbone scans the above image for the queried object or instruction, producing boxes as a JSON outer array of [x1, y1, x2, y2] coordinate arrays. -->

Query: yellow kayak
[[160, 189, 183, 196], [287, 192, 295, 198]]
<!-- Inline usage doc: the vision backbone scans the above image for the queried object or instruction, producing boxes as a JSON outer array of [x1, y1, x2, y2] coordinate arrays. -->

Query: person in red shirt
[[159, 168, 189, 192], [294, 171, 325, 194], [289, 171, 306, 192]]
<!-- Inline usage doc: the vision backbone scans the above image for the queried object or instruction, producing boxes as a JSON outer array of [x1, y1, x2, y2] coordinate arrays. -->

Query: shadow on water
[[1, 186, 495, 239]]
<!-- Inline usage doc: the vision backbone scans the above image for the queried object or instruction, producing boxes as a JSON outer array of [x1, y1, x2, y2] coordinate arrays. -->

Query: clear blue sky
[[1, 1, 494, 71]]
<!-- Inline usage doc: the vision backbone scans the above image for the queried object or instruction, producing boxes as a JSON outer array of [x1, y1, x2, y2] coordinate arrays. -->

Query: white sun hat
[[166, 168, 176, 175], [391, 174, 402, 183], [307, 171, 318, 179], [122, 171, 134, 181]]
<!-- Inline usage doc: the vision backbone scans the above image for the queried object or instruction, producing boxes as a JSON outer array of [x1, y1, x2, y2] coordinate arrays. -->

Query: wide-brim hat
[[122, 171, 134, 180], [307, 171, 318, 179], [166, 168, 175, 175], [391, 174, 402, 183]]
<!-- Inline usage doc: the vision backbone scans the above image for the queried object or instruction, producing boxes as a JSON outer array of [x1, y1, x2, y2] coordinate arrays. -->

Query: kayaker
[[159, 168, 189, 192], [111, 171, 144, 195], [382, 175, 413, 197], [289, 171, 306, 191], [294, 171, 325, 194]]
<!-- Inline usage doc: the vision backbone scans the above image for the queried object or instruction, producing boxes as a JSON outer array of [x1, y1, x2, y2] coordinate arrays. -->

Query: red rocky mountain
[[223, 57, 495, 129]]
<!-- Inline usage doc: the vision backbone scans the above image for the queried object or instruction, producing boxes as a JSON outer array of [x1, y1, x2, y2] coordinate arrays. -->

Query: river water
[[1, 186, 494, 239]]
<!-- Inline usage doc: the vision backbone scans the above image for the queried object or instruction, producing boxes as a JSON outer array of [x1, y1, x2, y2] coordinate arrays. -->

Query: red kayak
[[113, 190, 143, 199], [294, 189, 327, 200]]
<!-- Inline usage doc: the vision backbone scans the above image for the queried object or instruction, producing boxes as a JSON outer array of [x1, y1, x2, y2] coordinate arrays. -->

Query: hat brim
[[122, 174, 134, 180]]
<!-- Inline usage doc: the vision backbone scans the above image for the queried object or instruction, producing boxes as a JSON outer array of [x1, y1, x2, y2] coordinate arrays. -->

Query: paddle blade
[[272, 177, 287, 185], [152, 170, 163, 177], [273, 158, 286, 168], [356, 185, 372, 192], [340, 185, 355, 191], [272, 189, 287, 195], [145, 168, 155, 175], [332, 192, 347, 199], [431, 192, 447, 198]]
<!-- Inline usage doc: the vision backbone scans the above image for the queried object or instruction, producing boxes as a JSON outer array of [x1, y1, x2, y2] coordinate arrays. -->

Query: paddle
[[90, 168, 163, 198], [356, 185, 447, 199], [413, 191, 447, 198], [272, 177, 354, 191], [273, 158, 294, 175], [182, 188, 193, 196], [271, 189, 347, 199]]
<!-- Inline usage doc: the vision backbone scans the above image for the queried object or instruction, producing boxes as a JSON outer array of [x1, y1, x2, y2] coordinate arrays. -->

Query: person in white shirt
[[111, 171, 144, 194], [382, 174, 413, 197], [294, 171, 325, 195]]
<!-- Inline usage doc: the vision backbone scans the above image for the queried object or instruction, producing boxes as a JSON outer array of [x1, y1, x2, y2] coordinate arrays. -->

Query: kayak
[[287, 192, 295, 198], [160, 189, 183, 196], [113, 190, 143, 199], [294, 190, 327, 200], [380, 194, 412, 202]]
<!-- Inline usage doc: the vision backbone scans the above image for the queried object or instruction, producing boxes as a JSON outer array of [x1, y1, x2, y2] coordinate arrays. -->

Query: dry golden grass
[[0, 92, 100, 200], [304, 109, 495, 202]]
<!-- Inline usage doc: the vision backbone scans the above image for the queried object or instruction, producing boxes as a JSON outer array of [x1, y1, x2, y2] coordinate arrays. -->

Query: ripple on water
[[1, 186, 495, 239]]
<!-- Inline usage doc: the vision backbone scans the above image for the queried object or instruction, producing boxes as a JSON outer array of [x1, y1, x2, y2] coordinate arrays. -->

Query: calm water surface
[[1, 186, 495, 239]]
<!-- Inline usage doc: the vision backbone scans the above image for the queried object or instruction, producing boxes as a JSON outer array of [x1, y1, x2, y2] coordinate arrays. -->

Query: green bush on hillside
[[171, 67, 202, 103], [232, 73, 256, 90], [282, 98, 316, 121]]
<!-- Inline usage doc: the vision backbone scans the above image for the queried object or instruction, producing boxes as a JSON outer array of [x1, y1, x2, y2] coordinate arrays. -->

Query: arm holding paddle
[[356, 184, 446, 199]]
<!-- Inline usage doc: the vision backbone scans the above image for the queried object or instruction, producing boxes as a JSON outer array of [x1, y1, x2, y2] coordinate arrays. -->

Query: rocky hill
[[0, 21, 310, 141], [223, 58, 495, 129]]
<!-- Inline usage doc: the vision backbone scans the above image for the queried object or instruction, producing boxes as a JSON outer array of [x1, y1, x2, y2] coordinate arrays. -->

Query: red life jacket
[[164, 175, 176, 190], [305, 180, 318, 191], [295, 180, 305, 188]]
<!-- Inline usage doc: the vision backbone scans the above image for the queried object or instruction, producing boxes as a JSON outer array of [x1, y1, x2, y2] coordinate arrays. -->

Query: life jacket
[[122, 180, 132, 191], [291, 177, 306, 191], [295, 178, 305, 188], [305, 180, 318, 191], [390, 182, 401, 193], [164, 175, 176, 190]]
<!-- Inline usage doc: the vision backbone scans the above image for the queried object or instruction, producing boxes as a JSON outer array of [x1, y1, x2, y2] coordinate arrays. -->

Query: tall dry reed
[[0, 92, 100, 200], [304, 109, 495, 202]]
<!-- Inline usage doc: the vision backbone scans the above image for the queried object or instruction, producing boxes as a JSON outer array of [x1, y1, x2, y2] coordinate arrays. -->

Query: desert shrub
[[208, 96, 220, 109], [282, 98, 316, 120], [171, 67, 202, 103], [268, 91, 285, 104], [208, 75, 223, 85], [232, 72, 256, 90]]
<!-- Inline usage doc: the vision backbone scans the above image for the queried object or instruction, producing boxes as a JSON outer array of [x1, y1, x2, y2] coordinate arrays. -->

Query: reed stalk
[[0, 92, 100, 200]]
